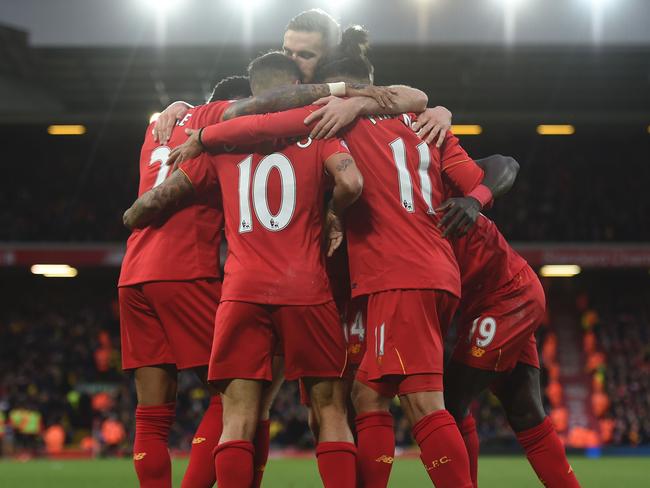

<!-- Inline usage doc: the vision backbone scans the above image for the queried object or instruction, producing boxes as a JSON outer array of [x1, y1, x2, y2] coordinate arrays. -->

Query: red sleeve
[[439, 131, 484, 195], [201, 106, 316, 149], [179, 154, 219, 196], [320, 137, 351, 163], [194, 101, 232, 126]]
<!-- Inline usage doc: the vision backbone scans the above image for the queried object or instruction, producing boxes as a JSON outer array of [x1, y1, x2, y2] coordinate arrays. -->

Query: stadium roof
[[0, 24, 648, 125]]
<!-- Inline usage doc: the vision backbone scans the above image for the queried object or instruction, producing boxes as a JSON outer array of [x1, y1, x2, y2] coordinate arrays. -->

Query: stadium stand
[[1, 270, 648, 457]]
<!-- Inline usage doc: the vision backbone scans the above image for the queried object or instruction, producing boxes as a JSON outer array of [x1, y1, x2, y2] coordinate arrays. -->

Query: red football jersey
[[180, 135, 350, 305], [452, 215, 528, 305], [341, 116, 482, 298], [199, 109, 485, 299], [118, 102, 229, 287]]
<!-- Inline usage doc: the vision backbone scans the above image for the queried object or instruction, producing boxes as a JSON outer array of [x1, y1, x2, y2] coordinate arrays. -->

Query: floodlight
[[31, 264, 79, 278], [539, 265, 581, 278], [48, 125, 86, 136], [451, 125, 482, 135], [141, 0, 184, 13], [537, 125, 575, 136]]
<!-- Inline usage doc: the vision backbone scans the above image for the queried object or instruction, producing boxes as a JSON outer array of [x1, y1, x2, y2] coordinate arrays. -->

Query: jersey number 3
[[149, 146, 172, 189], [237, 153, 297, 233]]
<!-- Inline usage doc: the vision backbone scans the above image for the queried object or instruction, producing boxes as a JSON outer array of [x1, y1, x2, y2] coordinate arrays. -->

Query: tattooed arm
[[324, 153, 363, 216], [222, 83, 397, 120], [322, 152, 363, 256], [304, 85, 429, 139], [123, 170, 194, 229]]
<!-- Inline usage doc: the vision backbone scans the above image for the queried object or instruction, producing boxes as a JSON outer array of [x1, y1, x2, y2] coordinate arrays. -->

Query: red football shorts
[[355, 367, 443, 399], [208, 300, 347, 384], [358, 289, 458, 394], [452, 266, 545, 372], [119, 279, 221, 371], [298, 296, 367, 406]]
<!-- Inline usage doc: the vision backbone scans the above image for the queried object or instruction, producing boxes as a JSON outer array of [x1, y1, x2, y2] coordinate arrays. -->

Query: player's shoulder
[[191, 100, 232, 125]]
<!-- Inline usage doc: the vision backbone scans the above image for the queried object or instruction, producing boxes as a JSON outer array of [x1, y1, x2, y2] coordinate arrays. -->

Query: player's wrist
[[467, 184, 493, 209], [197, 127, 207, 151], [328, 82, 346, 97]]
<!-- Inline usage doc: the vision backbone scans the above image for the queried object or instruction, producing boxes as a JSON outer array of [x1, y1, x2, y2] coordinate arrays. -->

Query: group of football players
[[118, 8, 582, 488]]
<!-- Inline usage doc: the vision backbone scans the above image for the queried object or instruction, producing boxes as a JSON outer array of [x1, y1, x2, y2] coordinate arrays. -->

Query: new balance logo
[[470, 346, 486, 358], [424, 456, 451, 470], [375, 455, 394, 464], [133, 452, 147, 461], [192, 437, 207, 445]]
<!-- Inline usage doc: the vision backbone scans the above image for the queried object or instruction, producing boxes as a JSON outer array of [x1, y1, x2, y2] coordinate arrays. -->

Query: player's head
[[283, 9, 341, 83], [314, 26, 374, 85], [247, 51, 302, 96], [208, 75, 252, 102]]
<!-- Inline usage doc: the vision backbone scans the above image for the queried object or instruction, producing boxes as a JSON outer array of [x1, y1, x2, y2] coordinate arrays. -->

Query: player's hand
[[412, 106, 452, 147], [324, 210, 344, 257], [345, 84, 399, 109], [304, 97, 361, 139], [153, 101, 192, 145], [123, 209, 135, 230], [435, 197, 481, 238], [167, 128, 204, 171]]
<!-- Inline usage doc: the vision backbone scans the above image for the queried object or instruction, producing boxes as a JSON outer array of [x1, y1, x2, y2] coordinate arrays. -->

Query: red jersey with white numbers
[[180, 135, 350, 305], [118, 102, 229, 286], [453, 215, 529, 304], [198, 108, 485, 299], [341, 116, 483, 298]]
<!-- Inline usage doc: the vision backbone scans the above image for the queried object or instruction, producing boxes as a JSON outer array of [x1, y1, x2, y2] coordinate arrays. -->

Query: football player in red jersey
[[124, 53, 364, 488], [118, 77, 244, 488], [439, 187, 582, 488], [122, 74, 332, 488]]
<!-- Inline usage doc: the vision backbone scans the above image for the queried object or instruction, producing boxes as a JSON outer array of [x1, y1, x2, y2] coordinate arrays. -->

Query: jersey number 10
[[237, 153, 297, 233]]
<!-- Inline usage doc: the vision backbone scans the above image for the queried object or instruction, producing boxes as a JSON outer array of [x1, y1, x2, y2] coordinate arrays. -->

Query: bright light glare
[[31, 264, 78, 278], [240, 0, 266, 9], [539, 265, 581, 278], [149, 112, 161, 123], [141, 0, 184, 12], [499, 0, 527, 6], [451, 125, 483, 135]]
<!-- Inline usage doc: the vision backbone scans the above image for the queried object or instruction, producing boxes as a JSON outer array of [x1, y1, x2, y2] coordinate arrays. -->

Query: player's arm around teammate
[[123, 169, 194, 230], [436, 154, 520, 238]]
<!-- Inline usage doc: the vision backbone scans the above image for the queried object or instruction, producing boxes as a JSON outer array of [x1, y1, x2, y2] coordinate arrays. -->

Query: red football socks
[[133, 403, 175, 488], [316, 441, 357, 488], [355, 411, 395, 488], [180, 396, 223, 488], [214, 440, 254, 488], [252, 419, 271, 488], [412, 410, 473, 488], [516, 417, 581, 487], [459, 414, 479, 488]]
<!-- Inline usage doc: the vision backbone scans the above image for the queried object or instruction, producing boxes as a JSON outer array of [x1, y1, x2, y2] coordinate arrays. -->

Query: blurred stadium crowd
[[2, 124, 650, 244], [1, 272, 648, 457]]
